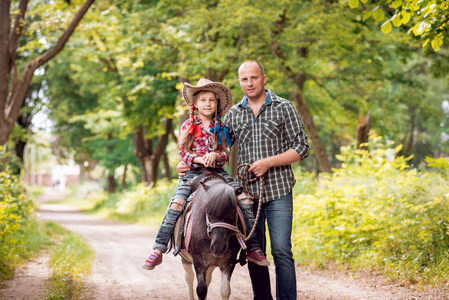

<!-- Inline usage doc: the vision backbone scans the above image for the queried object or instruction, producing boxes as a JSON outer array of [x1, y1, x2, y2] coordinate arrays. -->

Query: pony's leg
[[182, 259, 195, 300], [219, 268, 231, 300], [206, 266, 214, 287], [194, 265, 209, 300]]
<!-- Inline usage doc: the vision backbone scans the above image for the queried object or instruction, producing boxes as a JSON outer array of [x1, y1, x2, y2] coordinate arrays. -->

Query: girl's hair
[[179, 91, 230, 162]]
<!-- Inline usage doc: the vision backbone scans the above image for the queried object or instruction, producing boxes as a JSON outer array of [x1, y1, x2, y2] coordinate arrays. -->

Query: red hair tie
[[188, 105, 202, 138]]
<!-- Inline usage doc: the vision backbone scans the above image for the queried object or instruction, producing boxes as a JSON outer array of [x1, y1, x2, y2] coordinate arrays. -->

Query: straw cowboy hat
[[182, 78, 233, 116]]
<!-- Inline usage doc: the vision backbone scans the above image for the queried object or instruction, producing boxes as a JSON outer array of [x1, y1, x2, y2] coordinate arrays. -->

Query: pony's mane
[[205, 181, 237, 218]]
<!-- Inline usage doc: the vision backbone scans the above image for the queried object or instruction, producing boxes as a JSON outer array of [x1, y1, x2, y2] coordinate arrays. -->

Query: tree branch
[[6, 0, 95, 124], [0, 0, 11, 122], [9, 0, 28, 74]]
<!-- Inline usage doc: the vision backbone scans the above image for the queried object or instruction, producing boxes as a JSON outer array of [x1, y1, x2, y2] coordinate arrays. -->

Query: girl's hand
[[202, 153, 217, 168]]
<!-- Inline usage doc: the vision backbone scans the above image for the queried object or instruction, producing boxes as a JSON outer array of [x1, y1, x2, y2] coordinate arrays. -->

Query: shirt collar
[[241, 89, 272, 108]]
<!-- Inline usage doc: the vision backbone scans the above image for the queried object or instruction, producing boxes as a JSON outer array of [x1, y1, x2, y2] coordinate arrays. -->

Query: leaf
[[349, 0, 359, 9], [392, 14, 402, 27], [392, 0, 402, 8], [431, 34, 443, 52], [381, 21, 392, 33], [373, 7, 385, 22], [363, 11, 373, 21], [402, 11, 411, 24]]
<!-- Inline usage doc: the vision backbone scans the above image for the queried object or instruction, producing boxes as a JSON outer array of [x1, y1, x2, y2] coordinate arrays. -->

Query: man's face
[[238, 62, 267, 101]]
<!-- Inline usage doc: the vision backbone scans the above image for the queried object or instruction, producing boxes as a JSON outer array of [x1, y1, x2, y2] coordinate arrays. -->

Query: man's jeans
[[248, 192, 296, 300]]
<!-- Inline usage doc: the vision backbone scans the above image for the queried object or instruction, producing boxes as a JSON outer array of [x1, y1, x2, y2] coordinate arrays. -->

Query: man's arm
[[248, 149, 301, 177], [249, 101, 309, 177], [176, 161, 190, 178]]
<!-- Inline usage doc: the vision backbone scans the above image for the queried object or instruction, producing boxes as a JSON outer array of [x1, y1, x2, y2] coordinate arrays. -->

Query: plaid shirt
[[179, 116, 228, 169], [224, 90, 309, 203]]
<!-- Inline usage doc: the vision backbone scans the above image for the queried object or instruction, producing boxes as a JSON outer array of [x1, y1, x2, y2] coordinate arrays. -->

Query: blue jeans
[[248, 192, 296, 300]]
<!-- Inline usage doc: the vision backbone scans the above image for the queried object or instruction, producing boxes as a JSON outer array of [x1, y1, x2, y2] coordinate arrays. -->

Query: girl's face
[[195, 91, 218, 120]]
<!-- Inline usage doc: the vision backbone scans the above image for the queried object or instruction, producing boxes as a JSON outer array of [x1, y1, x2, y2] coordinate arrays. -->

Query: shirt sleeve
[[284, 102, 310, 160], [214, 147, 229, 167]]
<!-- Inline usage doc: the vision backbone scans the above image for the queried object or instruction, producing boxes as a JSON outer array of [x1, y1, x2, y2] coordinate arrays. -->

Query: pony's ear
[[235, 187, 244, 196]]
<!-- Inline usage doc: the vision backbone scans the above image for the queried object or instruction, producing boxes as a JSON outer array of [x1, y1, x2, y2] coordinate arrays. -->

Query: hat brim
[[182, 82, 233, 116]]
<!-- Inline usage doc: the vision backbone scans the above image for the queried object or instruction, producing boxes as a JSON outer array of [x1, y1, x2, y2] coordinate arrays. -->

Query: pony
[[174, 170, 246, 300]]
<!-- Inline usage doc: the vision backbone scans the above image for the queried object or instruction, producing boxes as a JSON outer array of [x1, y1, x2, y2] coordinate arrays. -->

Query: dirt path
[[1, 188, 446, 299]]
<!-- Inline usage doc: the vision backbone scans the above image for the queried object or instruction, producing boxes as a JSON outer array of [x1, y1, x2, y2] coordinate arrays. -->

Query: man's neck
[[247, 90, 267, 106]]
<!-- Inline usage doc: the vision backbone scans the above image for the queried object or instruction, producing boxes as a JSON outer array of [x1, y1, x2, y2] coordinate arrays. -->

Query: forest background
[[1, 0, 449, 292]]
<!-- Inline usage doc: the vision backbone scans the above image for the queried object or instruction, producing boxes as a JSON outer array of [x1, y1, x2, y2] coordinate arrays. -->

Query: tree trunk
[[401, 105, 416, 157], [163, 152, 171, 181], [122, 164, 128, 190], [291, 89, 332, 173], [108, 172, 116, 194], [356, 111, 371, 150], [0, 0, 95, 146], [132, 118, 173, 185], [107, 133, 116, 193]]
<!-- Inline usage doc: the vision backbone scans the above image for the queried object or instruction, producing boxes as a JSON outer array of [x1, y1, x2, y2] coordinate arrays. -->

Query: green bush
[[292, 136, 449, 284], [0, 146, 36, 278], [115, 181, 178, 216]]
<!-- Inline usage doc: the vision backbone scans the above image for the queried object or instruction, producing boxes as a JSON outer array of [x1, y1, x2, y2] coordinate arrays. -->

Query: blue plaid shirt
[[224, 90, 309, 202]]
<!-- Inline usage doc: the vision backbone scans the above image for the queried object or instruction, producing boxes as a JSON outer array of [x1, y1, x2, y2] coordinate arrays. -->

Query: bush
[[292, 137, 449, 284], [0, 146, 36, 278], [116, 181, 178, 216]]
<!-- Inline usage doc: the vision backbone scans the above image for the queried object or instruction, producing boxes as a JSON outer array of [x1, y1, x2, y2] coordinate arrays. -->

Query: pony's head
[[205, 181, 239, 256]]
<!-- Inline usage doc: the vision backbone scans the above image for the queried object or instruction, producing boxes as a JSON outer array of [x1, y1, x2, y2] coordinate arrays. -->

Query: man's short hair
[[240, 60, 265, 76]]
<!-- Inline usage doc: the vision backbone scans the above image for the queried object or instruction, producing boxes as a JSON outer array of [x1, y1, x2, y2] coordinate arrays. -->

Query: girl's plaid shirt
[[179, 116, 229, 169]]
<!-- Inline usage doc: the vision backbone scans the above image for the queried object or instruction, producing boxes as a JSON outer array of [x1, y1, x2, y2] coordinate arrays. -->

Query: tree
[[0, 0, 95, 146]]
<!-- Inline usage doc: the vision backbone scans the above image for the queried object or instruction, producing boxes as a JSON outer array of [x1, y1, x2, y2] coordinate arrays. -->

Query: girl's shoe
[[142, 252, 163, 270]]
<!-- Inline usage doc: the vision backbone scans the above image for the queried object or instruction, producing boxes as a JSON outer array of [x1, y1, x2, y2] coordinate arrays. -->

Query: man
[[179, 60, 309, 299], [226, 60, 309, 300]]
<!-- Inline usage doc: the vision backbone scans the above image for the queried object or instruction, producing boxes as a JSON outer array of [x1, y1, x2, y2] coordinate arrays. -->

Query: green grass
[[24, 185, 46, 200], [0, 219, 53, 280], [44, 222, 95, 300]]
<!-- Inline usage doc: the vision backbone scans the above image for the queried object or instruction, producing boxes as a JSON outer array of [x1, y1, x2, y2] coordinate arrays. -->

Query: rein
[[237, 163, 265, 242]]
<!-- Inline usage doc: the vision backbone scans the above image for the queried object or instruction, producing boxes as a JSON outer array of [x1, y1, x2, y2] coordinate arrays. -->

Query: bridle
[[205, 213, 247, 250]]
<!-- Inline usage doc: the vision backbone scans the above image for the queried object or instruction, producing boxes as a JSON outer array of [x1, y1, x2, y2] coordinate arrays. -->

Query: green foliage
[[45, 226, 95, 300], [0, 146, 36, 278], [351, 0, 449, 51], [292, 137, 449, 284], [0, 220, 53, 280], [425, 156, 449, 173], [69, 180, 178, 225], [116, 181, 178, 216]]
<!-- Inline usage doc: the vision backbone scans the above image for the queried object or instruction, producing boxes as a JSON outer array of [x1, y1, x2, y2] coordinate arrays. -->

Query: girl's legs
[[143, 170, 201, 270]]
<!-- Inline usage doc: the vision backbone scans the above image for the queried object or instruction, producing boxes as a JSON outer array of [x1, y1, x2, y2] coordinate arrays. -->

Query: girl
[[142, 78, 269, 270]]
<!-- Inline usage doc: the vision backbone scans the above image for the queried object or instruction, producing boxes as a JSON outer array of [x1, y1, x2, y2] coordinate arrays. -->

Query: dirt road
[[0, 188, 445, 299]]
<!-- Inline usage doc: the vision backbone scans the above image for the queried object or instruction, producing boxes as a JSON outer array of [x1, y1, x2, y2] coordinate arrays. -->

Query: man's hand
[[176, 161, 190, 178], [248, 158, 271, 177]]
